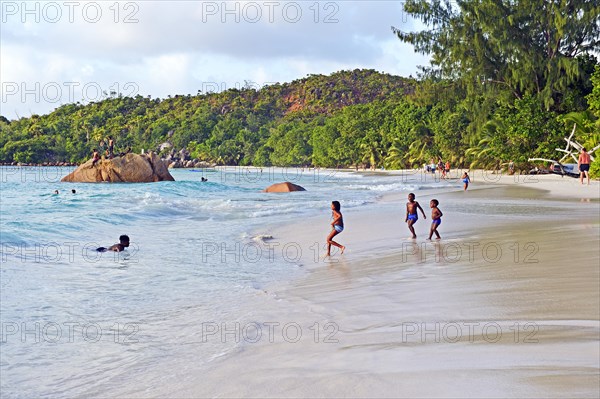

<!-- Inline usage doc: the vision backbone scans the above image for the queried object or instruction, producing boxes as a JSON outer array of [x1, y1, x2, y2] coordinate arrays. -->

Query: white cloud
[[0, 1, 431, 118]]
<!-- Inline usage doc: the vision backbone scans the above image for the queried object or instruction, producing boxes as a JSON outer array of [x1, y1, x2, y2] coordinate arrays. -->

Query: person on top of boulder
[[91, 149, 100, 166]]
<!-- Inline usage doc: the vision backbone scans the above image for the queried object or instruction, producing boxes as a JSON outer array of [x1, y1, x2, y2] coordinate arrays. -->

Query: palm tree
[[465, 118, 502, 169], [560, 111, 599, 151], [385, 139, 406, 169], [404, 123, 435, 167], [359, 134, 383, 169]]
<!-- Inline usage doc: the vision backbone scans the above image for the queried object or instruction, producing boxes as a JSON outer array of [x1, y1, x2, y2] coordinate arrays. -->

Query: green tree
[[466, 95, 562, 168], [587, 64, 600, 119], [394, 0, 600, 110]]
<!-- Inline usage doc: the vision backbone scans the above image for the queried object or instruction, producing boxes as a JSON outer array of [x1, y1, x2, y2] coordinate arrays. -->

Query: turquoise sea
[[1, 166, 465, 397], [3, 165, 598, 397]]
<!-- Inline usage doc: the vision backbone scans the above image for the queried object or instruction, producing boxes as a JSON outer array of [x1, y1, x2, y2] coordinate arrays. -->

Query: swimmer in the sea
[[97, 235, 130, 252]]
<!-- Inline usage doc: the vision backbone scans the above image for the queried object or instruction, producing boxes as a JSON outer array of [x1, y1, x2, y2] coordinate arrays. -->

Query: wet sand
[[166, 173, 599, 398]]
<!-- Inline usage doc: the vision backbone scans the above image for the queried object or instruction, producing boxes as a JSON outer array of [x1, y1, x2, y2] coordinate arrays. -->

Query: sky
[[0, 0, 431, 119]]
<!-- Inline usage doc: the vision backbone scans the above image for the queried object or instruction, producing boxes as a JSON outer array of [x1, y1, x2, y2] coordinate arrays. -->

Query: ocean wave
[[251, 234, 274, 242], [345, 182, 418, 192]]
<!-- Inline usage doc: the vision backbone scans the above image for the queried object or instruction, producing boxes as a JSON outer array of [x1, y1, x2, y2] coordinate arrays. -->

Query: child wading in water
[[428, 199, 443, 240], [461, 171, 471, 191], [405, 193, 426, 239], [326, 201, 345, 256]]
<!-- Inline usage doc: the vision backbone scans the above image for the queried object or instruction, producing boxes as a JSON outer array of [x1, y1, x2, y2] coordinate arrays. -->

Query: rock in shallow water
[[263, 182, 306, 192], [61, 153, 175, 183]]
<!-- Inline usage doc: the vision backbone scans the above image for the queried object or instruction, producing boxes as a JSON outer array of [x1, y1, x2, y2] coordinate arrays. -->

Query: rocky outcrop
[[168, 160, 217, 168], [263, 182, 306, 192], [61, 153, 175, 183]]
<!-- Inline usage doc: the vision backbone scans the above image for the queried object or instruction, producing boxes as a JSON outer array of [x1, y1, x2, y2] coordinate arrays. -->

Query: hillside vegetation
[[2, 33, 599, 171]]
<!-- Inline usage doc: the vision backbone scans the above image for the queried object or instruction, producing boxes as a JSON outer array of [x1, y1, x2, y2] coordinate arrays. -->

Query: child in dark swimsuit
[[326, 201, 345, 256], [428, 199, 443, 240], [406, 193, 426, 239]]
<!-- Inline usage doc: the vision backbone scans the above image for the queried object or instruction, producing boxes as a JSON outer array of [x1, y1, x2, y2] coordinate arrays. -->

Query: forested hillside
[[0, 69, 417, 167], [1, 62, 598, 170]]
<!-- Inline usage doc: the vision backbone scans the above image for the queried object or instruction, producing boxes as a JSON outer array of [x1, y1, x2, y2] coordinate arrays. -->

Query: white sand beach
[[155, 171, 599, 398]]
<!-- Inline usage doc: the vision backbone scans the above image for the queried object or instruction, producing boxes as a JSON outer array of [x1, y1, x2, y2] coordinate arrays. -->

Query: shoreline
[[169, 171, 600, 398], [257, 170, 599, 268]]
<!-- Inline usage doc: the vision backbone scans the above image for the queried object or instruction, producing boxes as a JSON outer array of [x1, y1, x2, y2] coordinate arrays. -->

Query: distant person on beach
[[508, 160, 515, 175], [578, 148, 591, 185], [427, 199, 443, 240], [326, 201, 345, 256], [439, 159, 446, 179], [108, 136, 115, 159], [96, 235, 130, 252], [91, 149, 100, 166], [445, 161, 450, 175], [462, 172, 471, 190], [405, 193, 426, 239]]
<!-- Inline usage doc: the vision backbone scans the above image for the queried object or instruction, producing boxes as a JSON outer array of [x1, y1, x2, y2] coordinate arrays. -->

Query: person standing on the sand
[[578, 148, 591, 185]]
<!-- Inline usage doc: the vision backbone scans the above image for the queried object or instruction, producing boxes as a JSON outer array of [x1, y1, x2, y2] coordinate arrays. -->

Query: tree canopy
[[394, 0, 600, 110]]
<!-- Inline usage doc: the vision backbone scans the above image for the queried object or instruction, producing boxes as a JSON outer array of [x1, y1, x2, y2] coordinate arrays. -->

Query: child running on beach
[[405, 193, 426, 239], [326, 201, 345, 256], [427, 199, 443, 240], [461, 172, 471, 191]]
